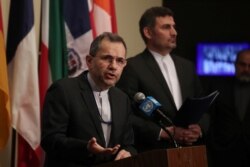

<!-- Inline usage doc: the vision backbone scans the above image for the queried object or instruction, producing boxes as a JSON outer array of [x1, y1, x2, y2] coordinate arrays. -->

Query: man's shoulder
[[171, 54, 193, 64], [49, 74, 85, 92], [127, 51, 146, 61], [170, 54, 196, 71], [126, 49, 153, 67], [54, 75, 81, 85], [111, 86, 129, 99]]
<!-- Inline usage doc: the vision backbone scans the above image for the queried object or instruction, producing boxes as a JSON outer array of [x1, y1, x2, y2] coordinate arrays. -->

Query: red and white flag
[[7, 0, 41, 166]]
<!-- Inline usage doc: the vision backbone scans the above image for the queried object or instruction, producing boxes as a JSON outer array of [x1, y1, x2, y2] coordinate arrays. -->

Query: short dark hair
[[89, 32, 127, 56], [139, 6, 174, 43], [235, 48, 250, 64]]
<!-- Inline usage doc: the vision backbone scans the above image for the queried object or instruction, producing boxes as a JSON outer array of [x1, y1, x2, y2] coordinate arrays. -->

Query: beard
[[237, 73, 250, 83]]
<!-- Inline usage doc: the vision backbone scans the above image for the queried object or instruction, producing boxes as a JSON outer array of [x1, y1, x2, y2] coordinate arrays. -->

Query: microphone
[[134, 92, 173, 125], [134, 92, 178, 148]]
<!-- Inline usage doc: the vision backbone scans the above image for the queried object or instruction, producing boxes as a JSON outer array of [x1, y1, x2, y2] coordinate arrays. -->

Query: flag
[[64, 0, 93, 77], [39, 0, 68, 110], [7, 0, 41, 166], [64, 0, 117, 77], [92, 0, 117, 34], [0, 2, 11, 150], [49, 0, 68, 81]]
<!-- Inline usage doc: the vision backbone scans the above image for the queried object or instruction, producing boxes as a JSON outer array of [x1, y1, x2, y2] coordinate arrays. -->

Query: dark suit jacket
[[41, 71, 136, 167], [117, 49, 203, 151], [207, 77, 250, 166], [209, 77, 250, 150]]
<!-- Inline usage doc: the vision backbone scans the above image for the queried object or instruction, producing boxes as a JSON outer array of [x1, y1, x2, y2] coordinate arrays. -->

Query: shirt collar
[[87, 73, 109, 94], [149, 49, 172, 63]]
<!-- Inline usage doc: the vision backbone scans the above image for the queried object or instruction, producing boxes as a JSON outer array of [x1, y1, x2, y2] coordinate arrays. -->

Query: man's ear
[[143, 27, 152, 40], [86, 55, 92, 68]]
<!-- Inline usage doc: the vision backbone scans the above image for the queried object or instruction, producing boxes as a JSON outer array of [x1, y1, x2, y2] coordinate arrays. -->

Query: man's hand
[[87, 137, 120, 155], [160, 126, 175, 140], [184, 124, 202, 144], [174, 124, 201, 145], [115, 149, 131, 160]]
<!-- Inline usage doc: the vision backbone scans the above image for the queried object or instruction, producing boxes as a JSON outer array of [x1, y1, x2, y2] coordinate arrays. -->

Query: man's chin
[[170, 44, 177, 49], [104, 80, 116, 87]]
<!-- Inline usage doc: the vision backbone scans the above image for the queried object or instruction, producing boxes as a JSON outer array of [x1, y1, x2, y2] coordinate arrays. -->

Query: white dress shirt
[[87, 73, 111, 147], [150, 50, 183, 110]]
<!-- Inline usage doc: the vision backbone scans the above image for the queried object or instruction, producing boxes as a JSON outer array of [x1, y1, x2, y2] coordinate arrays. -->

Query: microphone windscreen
[[134, 92, 145, 103]]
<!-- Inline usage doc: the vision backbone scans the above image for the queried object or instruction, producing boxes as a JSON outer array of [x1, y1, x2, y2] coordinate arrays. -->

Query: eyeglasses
[[95, 55, 127, 66]]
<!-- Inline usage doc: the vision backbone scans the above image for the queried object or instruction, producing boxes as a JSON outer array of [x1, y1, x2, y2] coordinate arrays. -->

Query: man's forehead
[[239, 53, 250, 61], [97, 41, 126, 56], [155, 16, 175, 25]]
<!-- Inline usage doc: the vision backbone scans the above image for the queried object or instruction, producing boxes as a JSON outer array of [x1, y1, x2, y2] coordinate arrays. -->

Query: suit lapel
[[78, 72, 106, 146], [243, 86, 250, 122], [234, 81, 250, 122], [143, 50, 176, 108], [244, 101, 250, 121]]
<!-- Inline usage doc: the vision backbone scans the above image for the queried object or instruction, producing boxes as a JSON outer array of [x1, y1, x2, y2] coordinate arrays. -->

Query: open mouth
[[106, 72, 116, 79]]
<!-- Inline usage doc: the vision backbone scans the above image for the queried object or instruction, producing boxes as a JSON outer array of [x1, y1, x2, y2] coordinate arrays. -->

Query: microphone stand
[[158, 120, 179, 148]]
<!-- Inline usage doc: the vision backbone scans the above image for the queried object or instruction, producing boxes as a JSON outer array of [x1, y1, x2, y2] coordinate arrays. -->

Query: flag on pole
[[7, 0, 41, 166], [0, 2, 11, 150]]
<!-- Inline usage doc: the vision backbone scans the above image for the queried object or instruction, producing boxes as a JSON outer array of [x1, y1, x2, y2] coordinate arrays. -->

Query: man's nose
[[109, 59, 118, 68], [171, 27, 177, 36]]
